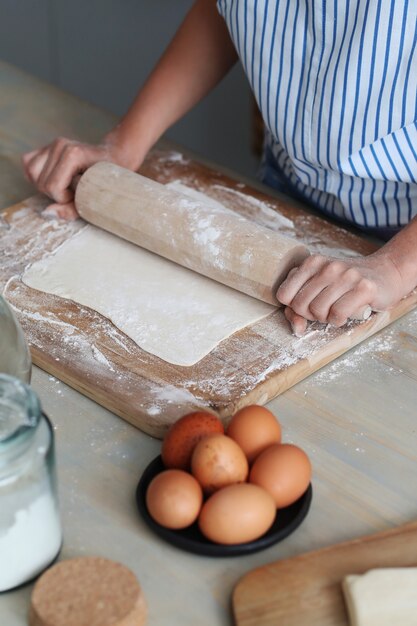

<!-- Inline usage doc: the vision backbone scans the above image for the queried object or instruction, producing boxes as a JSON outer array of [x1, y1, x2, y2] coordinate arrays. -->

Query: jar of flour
[[0, 375, 62, 592]]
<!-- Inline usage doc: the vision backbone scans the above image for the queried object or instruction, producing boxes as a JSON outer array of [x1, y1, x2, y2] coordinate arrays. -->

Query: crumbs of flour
[[181, 319, 335, 398], [91, 345, 115, 371], [5, 281, 121, 379], [160, 151, 190, 164], [166, 179, 295, 232], [311, 329, 398, 385], [165, 179, 363, 261], [1, 205, 81, 279], [212, 184, 295, 231]]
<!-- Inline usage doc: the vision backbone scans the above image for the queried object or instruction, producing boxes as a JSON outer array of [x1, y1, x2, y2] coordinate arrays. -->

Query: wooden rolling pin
[[74, 162, 372, 320], [74, 162, 309, 305]]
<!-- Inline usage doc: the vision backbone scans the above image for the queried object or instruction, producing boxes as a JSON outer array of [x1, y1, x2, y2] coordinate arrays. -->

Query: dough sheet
[[23, 225, 274, 366]]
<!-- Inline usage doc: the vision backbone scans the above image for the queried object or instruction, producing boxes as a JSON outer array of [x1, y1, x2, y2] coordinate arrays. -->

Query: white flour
[[0, 490, 62, 591], [1, 159, 398, 426], [167, 179, 296, 233], [212, 184, 296, 231]]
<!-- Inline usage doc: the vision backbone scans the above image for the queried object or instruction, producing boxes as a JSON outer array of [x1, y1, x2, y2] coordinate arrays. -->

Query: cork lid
[[29, 557, 147, 626]]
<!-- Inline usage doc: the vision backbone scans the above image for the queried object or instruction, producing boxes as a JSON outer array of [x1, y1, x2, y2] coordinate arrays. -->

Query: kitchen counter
[[1, 60, 417, 625]]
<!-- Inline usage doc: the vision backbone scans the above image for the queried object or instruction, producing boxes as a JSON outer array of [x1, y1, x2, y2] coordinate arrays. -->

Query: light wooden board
[[2, 149, 417, 438], [233, 519, 417, 625]]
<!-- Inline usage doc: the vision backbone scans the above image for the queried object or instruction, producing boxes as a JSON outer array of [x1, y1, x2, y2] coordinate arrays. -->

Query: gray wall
[[0, 0, 259, 178]]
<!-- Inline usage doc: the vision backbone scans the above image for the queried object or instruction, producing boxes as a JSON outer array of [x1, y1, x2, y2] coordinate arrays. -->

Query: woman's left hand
[[277, 251, 405, 335]]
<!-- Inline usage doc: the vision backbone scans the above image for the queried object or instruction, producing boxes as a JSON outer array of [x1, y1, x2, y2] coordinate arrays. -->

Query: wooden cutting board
[[233, 520, 417, 625], [1, 149, 417, 438]]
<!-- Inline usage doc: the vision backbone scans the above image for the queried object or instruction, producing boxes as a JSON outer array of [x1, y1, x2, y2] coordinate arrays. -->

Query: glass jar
[[0, 295, 31, 383], [0, 375, 62, 592]]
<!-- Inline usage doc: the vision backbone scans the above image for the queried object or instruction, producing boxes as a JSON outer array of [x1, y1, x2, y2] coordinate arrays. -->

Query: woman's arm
[[277, 215, 417, 335], [23, 0, 237, 204]]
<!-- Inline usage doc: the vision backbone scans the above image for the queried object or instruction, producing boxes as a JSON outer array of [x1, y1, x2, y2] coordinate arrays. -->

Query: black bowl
[[136, 456, 312, 557]]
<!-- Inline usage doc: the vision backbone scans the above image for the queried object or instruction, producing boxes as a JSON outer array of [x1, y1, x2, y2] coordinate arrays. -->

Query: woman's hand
[[22, 132, 141, 205], [22, 0, 237, 211], [277, 251, 406, 335]]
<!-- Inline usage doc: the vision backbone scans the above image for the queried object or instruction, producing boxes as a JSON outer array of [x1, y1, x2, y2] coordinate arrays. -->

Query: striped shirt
[[216, 0, 417, 230]]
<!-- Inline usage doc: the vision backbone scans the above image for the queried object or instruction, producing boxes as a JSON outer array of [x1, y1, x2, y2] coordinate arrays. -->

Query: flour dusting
[[2, 161, 412, 428], [212, 184, 295, 231], [21, 225, 274, 367], [1, 201, 82, 279], [308, 327, 399, 386]]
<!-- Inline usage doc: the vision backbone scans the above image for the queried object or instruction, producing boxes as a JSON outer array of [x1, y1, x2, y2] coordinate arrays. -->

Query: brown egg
[[198, 483, 276, 545], [249, 443, 311, 508], [146, 469, 203, 529], [226, 405, 282, 464], [161, 412, 224, 470], [191, 434, 248, 495]]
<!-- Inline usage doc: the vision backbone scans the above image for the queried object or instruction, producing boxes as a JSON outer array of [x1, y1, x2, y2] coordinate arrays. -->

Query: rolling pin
[[74, 162, 309, 305], [74, 162, 372, 320]]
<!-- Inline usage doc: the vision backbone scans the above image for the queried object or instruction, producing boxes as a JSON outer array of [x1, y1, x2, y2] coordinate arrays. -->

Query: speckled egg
[[161, 412, 224, 470], [191, 434, 248, 495]]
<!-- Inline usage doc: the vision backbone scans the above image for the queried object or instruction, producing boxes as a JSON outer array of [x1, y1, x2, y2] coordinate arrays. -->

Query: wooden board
[[233, 519, 417, 625], [1, 148, 417, 438]]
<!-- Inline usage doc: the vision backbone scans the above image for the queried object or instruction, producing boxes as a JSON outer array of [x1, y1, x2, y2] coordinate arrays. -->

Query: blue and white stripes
[[217, 0, 417, 229]]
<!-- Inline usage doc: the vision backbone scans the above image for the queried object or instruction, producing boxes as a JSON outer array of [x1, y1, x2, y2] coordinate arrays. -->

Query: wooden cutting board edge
[[28, 289, 417, 436], [232, 519, 417, 626], [3, 176, 417, 437]]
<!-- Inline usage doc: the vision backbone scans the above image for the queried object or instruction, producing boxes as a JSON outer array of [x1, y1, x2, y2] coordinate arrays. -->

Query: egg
[[198, 483, 276, 544], [249, 443, 311, 508], [161, 411, 224, 470], [146, 469, 203, 529], [226, 405, 282, 464], [191, 434, 248, 495]]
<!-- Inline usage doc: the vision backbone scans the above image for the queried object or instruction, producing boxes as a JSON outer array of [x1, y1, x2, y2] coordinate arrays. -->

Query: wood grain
[[1, 149, 416, 438], [233, 519, 417, 626]]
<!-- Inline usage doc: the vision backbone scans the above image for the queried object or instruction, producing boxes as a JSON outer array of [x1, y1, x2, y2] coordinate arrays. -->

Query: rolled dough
[[22, 226, 274, 366], [342, 568, 417, 626]]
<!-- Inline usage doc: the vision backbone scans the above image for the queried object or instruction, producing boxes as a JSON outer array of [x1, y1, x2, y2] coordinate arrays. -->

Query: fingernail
[[292, 323, 303, 337]]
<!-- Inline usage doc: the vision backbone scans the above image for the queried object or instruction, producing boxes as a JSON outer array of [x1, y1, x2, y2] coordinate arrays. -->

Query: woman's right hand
[[22, 132, 141, 205]]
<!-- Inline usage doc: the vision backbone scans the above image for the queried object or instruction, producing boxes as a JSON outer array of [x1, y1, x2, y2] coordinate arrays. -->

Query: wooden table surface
[[1, 61, 417, 626]]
